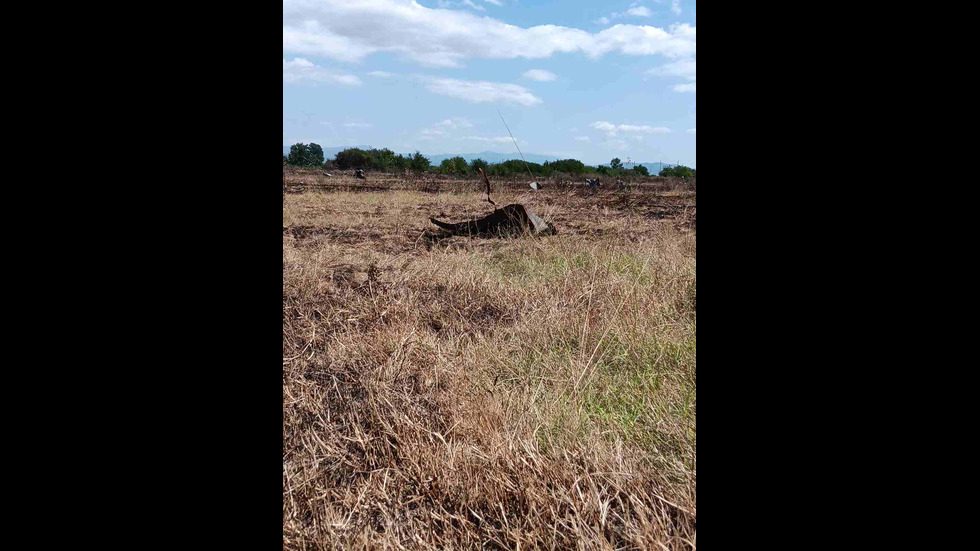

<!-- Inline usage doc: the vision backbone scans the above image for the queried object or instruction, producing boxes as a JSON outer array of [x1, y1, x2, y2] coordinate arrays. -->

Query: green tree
[[287, 143, 311, 166], [307, 143, 325, 166], [610, 158, 623, 171], [470, 158, 489, 174], [440, 156, 468, 175], [335, 148, 371, 169], [369, 148, 396, 172], [546, 159, 587, 175], [409, 151, 431, 174], [633, 164, 650, 177]]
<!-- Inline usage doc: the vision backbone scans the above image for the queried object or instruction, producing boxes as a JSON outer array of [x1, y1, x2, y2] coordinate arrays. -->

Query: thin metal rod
[[498, 110, 535, 181]]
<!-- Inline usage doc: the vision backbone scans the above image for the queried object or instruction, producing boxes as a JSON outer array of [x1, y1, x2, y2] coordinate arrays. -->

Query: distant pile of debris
[[430, 204, 557, 237]]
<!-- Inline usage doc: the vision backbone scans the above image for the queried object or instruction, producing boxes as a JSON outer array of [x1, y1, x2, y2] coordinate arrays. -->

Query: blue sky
[[283, 0, 696, 167]]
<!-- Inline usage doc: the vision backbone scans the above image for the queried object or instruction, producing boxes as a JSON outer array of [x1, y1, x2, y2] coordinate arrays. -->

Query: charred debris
[[429, 168, 557, 238]]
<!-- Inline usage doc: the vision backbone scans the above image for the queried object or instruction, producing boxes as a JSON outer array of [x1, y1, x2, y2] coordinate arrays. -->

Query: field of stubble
[[283, 171, 696, 549]]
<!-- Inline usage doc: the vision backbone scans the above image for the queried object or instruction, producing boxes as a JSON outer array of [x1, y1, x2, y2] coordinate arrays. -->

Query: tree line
[[284, 143, 695, 178]]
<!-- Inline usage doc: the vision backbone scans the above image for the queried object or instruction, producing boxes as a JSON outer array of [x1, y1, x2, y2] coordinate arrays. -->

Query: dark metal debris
[[355, 170, 366, 180], [430, 204, 557, 237]]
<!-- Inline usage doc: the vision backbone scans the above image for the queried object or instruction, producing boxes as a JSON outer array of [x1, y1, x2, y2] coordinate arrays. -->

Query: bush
[[470, 158, 489, 174], [545, 159, 588, 175], [336, 148, 371, 170], [659, 165, 696, 178], [440, 156, 469, 176]]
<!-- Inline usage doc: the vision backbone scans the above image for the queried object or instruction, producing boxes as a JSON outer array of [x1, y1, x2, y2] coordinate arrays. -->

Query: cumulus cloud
[[282, 0, 696, 68], [591, 122, 671, 137], [627, 7, 653, 17], [672, 1, 682, 16], [283, 58, 362, 86], [424, 77, 543, 106], [674, 82, 697, 93], [523, 69, 558, 82]]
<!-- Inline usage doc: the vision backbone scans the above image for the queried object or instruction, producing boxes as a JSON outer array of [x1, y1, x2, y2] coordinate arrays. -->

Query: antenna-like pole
[[498, 110, 535, 181]]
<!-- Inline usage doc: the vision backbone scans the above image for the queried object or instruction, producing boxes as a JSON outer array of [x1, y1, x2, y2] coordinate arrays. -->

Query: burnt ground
[[283, 176, 695, 254]]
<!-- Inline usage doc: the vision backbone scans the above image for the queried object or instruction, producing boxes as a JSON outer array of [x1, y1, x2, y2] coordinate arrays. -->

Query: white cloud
[[523, 69, 558, 82], [344, 122, 373, 129], [417, 118, 474, 141], [483, 0, 502, 5], [650, 58, 696, 93], [282, 1, 696, 68], [649, 59, 696, 78], [575, 136, 591, 142], [367, 71, 394, 78], [283, 58, 362, 86], [687, 128, 696, 134], [591, 121, 671, 137], [435, 118, 474, 129], [672, 1, 682, 16], [424, 77, 543, 106], [602, 4, 655, 22], [439, 0, 484, 11], [420, 128, 447, 138]]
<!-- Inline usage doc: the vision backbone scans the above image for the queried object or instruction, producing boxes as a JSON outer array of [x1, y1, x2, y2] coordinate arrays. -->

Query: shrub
[[440, 156, 468, 176], [470, 158, 489, 174], [336, 148, 371, 170], [660, 165, 696, 178]]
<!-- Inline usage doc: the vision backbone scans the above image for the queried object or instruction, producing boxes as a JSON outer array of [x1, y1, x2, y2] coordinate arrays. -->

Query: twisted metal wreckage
[[429, 169, 557, 237]]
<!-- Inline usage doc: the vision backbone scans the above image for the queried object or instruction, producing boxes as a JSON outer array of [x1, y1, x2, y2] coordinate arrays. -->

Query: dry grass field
[[283, 170, 696, 549]]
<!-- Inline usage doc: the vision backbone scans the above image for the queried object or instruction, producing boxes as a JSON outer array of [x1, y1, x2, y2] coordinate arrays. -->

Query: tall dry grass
[[283, 188, 696, 549]]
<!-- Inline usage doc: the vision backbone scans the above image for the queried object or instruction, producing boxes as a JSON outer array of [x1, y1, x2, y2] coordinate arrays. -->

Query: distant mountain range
[[283, 146, 691, 172]]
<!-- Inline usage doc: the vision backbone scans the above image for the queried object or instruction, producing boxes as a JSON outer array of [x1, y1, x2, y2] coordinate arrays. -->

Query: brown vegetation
[[283, 170, 696, 549]]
